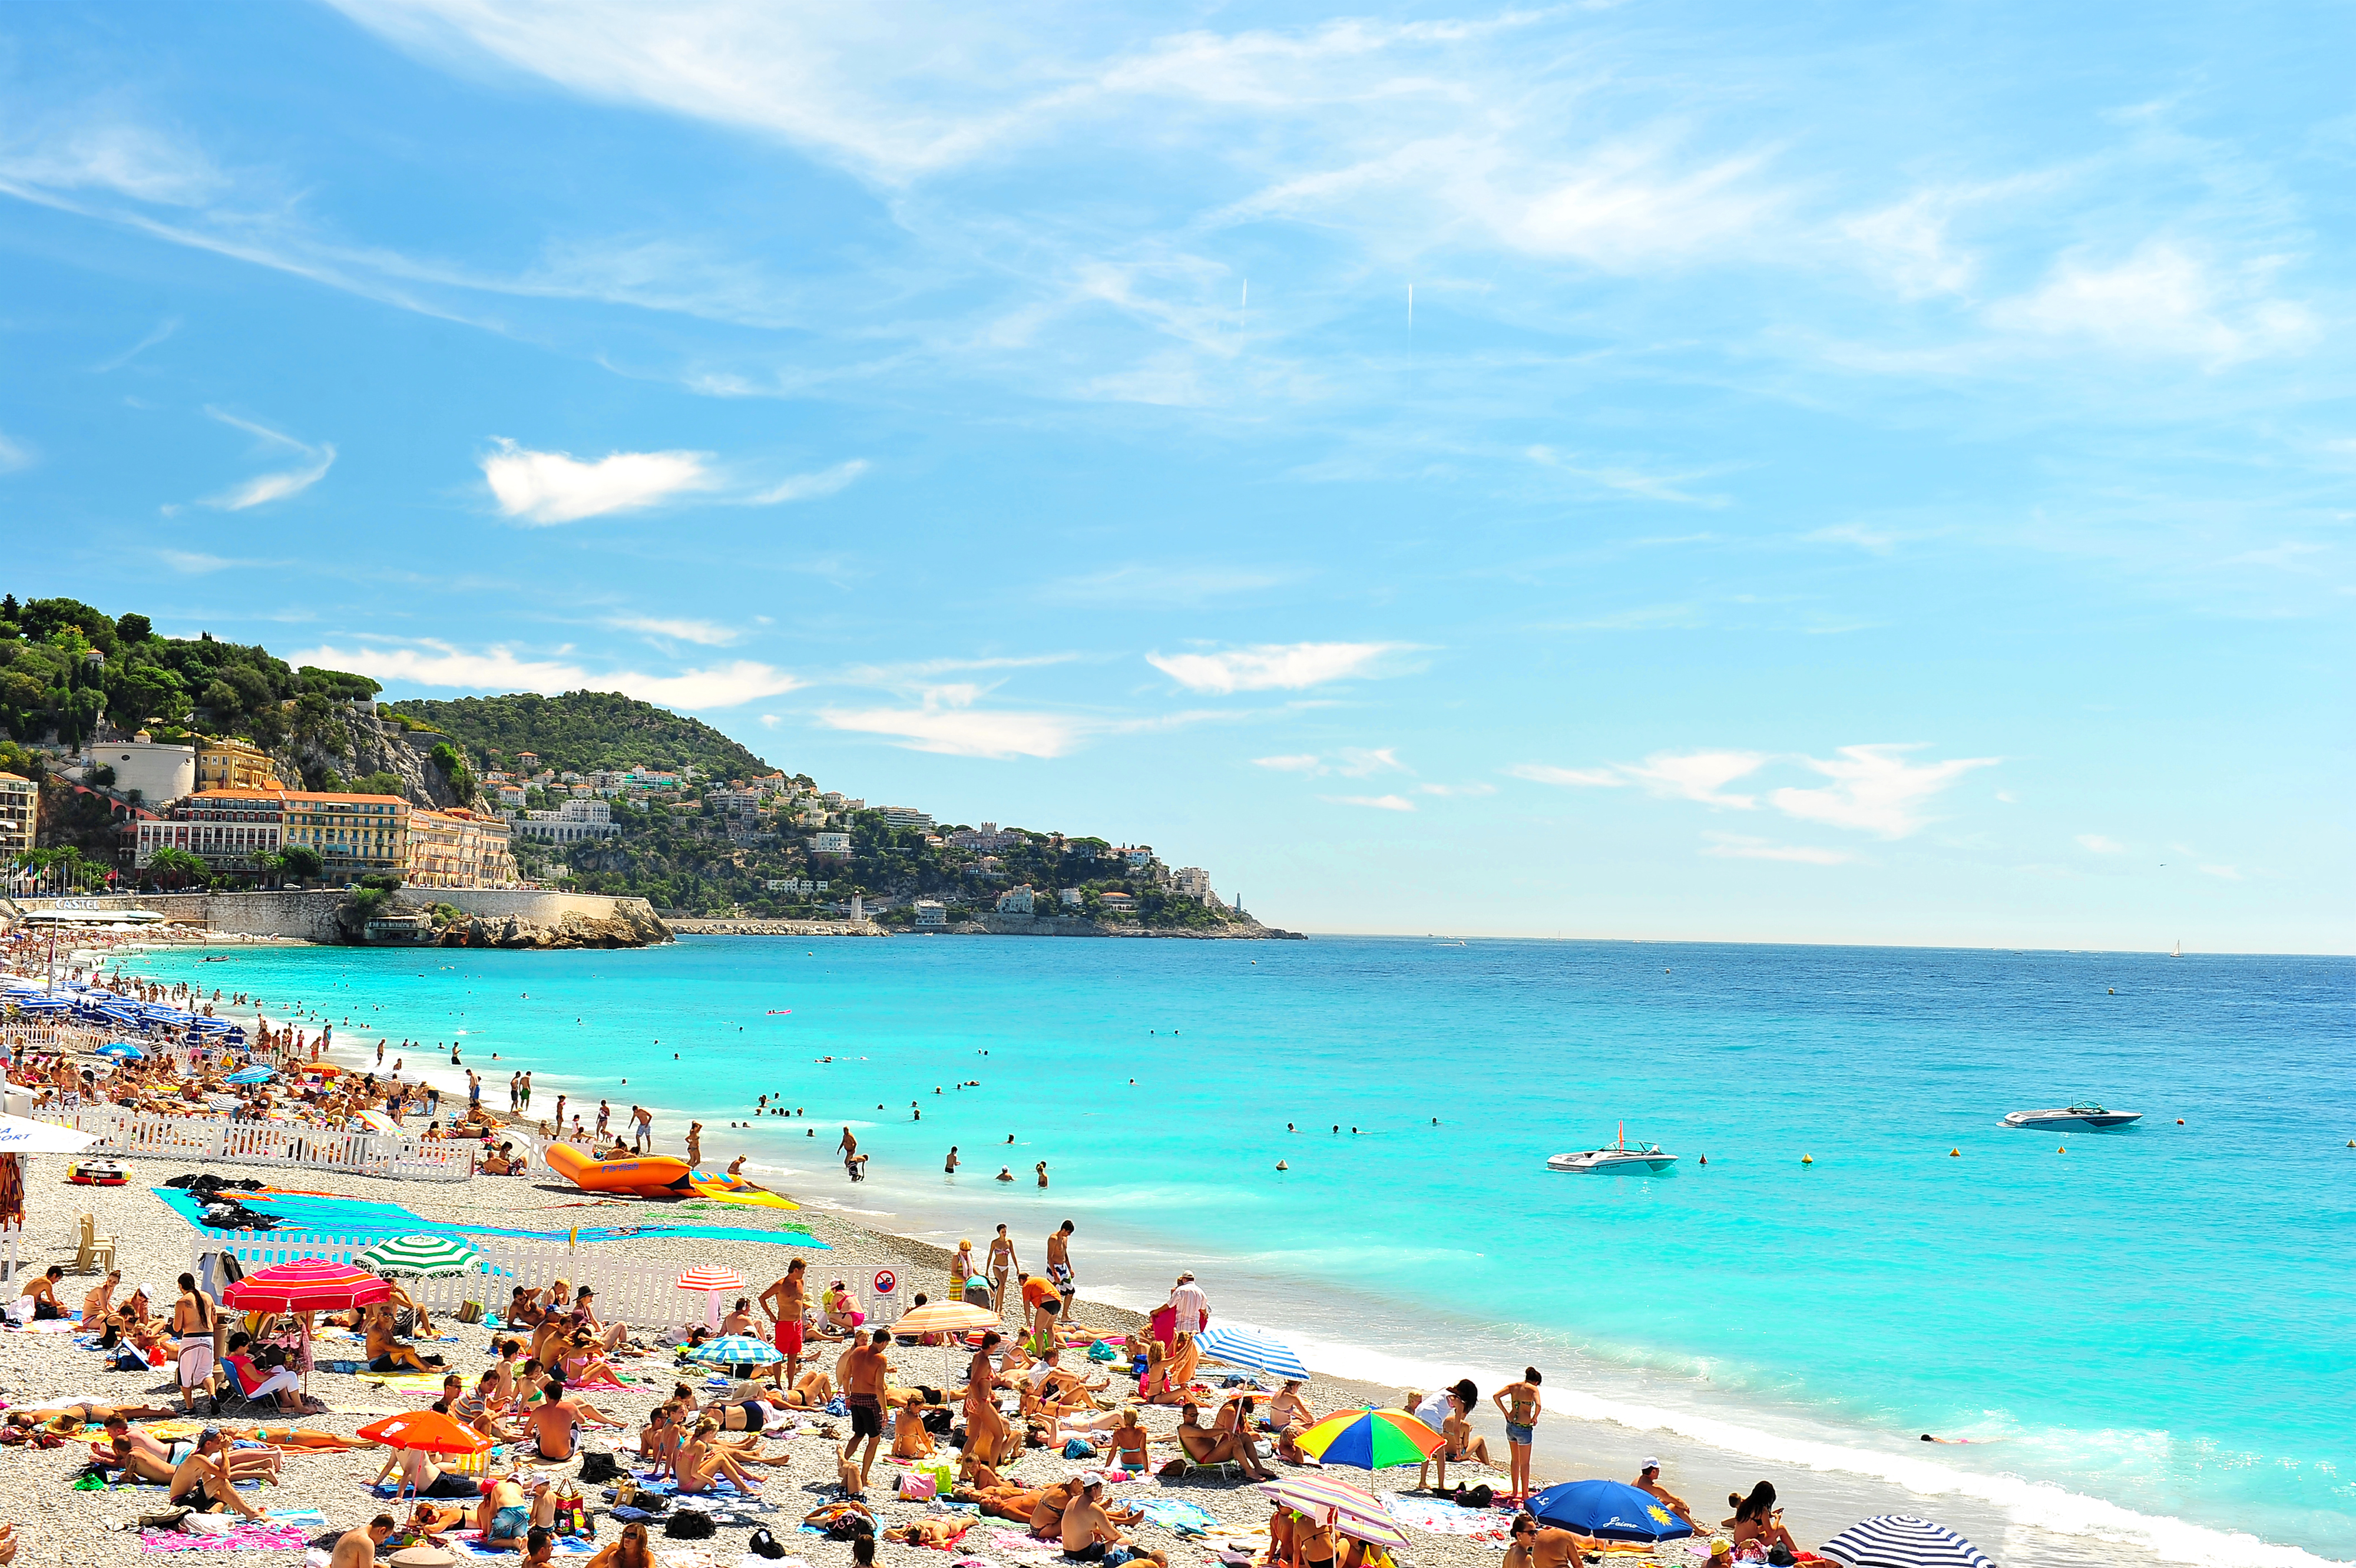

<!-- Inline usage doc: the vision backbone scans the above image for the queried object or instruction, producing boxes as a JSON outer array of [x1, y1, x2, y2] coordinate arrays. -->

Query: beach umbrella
[[891, 1299, 1001, 1337], [0, 1114, 100, 1155], [224, 1257, 393, 1314], [677, 1265, 747, 1331], [356, 1234, 481, 1278], [1819, 1517, 1994, 1568], [1527, 1481, 1695, 1542], [1194, 1325, 1309, 1381], [226, 1066, 275, 1085], [357, 1410, 492, 1457], [1293, 1408, 1444, 1470], [693, 1334, 785, 1371], [1258, 1476, 1403, 1546], [95, 1041, 145, 1060], [224, 1258, 393, 1398]]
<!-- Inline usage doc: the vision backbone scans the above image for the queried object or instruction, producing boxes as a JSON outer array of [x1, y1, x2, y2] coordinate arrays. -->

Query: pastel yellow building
[[0, 773, 34, 856], [196, 736, 280, 792], [406, 805, 518, 888], [280, 790, 409, 876]]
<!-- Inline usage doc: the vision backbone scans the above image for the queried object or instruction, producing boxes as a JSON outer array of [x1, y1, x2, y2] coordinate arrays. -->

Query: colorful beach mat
[[152, 1186, 822, 1248]]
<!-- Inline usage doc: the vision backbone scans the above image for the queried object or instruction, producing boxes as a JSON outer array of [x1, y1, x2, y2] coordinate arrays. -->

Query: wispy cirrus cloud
[[292, 639, 800, 709], [607, 614, 743, 647], [1149, 641, 1419, 694], [1702, 832, 1855, 865], [199, 408, 335, 510], [1253, 747, 1404, 778], [1987, 240, 2317, 364], [2076, 833, 2126, 855], [818, 686, 1222, 760], [748, 458, 869, 504], [1513, 744, 1994, 838], [1323, 793, 1416, 812]]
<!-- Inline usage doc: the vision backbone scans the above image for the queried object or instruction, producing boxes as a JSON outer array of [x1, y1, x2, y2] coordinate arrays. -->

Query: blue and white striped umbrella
[[1819, 1516, 1995, 1568], [691, 1334, 784, 1367], [226, 1066, 276, 1084], [1194, 1325, 1311, 1381]]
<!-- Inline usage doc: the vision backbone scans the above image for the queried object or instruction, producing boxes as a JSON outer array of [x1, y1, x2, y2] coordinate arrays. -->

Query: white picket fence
[[63, 1106, 478, 1183], [194, 1229, 740, 1328]]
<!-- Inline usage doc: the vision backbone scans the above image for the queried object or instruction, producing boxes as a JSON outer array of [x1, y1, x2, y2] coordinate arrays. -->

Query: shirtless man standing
[[332, 1517, 396, 1568], [839, 1327, 892, 1487], [760, 1259, 809, 1387], [988, 1225, 1020, 1311], [1045, 1220, 1077, 1319]]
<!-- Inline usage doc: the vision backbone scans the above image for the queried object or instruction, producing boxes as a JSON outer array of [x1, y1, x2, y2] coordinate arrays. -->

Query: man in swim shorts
[[1045, 1220, 1077, 1318], [173, 1272, 219, 1414], [840, 1327, 892, 1487], [760, 1259, 809, 1386]]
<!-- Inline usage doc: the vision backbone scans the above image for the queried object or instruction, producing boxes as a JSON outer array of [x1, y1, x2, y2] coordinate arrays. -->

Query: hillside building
[[196, 736, 280, 792], [0, 773, 37, 855]]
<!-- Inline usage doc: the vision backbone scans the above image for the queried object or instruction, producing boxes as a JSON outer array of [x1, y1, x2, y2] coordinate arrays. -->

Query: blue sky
[[3, 1, 2349, 950]]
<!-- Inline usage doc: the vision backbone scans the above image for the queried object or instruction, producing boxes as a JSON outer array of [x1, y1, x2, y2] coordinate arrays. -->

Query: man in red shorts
[[759, 1259, 808, 1387]]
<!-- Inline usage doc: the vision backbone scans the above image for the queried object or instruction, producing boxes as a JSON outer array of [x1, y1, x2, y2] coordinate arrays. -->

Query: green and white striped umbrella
[[355, 1233, 483, 1278]]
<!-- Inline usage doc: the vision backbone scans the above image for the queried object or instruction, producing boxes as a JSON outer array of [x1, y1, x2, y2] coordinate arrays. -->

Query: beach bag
[[1062, 1438, 1094, 1459], [747, 1529, 787, 1560], [896, 1473, 937, 1500], [577, 1450, 623, 1483], [663, 1513, 716, 1541], [456, 1301, 485, 1325], [1087, 1340, 1118, 1362]]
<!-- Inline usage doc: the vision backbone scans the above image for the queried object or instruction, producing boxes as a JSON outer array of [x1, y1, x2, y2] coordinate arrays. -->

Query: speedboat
[[1548, 1124, 1677, 1173], [2002, 1103, 2143, 1129]]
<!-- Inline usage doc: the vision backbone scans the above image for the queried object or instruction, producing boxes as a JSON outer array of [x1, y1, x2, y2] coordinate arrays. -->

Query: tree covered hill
[[388, 691, 776, 782]]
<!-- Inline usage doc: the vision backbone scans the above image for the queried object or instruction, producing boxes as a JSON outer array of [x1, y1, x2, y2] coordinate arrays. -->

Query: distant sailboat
[[2170, 939, 2182, 958]]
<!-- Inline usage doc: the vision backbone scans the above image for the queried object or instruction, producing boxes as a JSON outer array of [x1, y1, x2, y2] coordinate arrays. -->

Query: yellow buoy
[[1802, 1154, 1814, 1165], [1949, 1148, 1960, 1157], [2057, 1146, 2067, 1153], [1275, 1160, 1289, 1171], [2177, 1119, 2185, 1125]]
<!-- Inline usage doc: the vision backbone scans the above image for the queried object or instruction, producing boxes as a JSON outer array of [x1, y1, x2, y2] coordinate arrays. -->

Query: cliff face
[[270, 714, 472, 809], [432, 900, 671, 950]]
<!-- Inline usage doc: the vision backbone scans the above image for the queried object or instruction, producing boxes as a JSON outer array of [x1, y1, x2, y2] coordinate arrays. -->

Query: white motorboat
[[1548, 1123, 1678, 1173], [2002, 1103, 2144, 1129]]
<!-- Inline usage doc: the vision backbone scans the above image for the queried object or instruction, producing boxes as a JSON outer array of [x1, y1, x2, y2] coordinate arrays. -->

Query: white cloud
[[0, 431, 34, 473], [1622, 750, 1768, 808], [482, 438, 713, 523], [1510, 145, 1783, 272], [199, 409, 333, 510], [1254, 747, 1406, 778], [747, 459, 868, 505], [1415, 782, 1495, 797], [0, 121, 226, 206], [1701, 832, 1855, 865], [1987, 241, 2317, 363], [759, 714, 780, 728], [1768, 744, 1997, 839], [1148, 641, 1414, 693], [2197, 864, 2244, 881], [292, 640, 800, 709], [1323, 793, 1415, 812], [818, 700, 1084, 760], [608, 615, 742, 647], [2076, 833, 2126, 855], [1040, 564, 1298, 607], [1507, 763, 1629, 789], [91, 316, 180, 372], [1525, 445, 1726, 507]]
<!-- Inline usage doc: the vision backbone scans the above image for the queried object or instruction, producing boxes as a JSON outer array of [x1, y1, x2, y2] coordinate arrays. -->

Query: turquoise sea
[[121, 936, 2352, 1563]]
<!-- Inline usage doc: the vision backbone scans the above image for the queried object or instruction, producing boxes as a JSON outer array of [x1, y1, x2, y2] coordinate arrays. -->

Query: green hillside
[[389, 691, 776, 782]]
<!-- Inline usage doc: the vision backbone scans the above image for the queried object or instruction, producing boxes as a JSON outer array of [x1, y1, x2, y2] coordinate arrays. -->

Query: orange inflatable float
[[542, 1142, 797, 1209]]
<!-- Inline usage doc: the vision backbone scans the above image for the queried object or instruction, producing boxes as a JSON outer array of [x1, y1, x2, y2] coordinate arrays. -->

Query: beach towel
[[140, 1523, 312, 1552], [1385, 1495, 1512, 1538], [1134, 1499, 1220, 1534], [454, 1529, 597, 1559]]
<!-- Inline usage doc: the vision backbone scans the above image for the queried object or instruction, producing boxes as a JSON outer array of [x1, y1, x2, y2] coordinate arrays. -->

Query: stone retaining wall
[[7, 889, 669, 947]]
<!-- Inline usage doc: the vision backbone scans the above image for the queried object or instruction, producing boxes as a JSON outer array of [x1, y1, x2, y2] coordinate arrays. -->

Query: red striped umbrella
[[677, 1266, 747, 1292], [223, 1257, 393, 1312], [357, 1411, 492, 1456]]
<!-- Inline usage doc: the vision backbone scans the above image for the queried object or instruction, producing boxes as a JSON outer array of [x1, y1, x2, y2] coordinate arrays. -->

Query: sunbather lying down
[[6, 1400, 181, 1433]]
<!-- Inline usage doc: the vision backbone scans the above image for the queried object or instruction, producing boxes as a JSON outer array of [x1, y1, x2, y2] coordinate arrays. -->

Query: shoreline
[[100, 938, 2352, 1568]]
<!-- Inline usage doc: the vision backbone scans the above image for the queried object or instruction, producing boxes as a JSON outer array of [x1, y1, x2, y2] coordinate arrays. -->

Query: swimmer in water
[[995, 1167, 1014, 1182]]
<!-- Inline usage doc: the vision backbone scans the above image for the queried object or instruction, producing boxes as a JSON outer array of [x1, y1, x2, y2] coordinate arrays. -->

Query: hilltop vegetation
[[390, 691, 772, 780]]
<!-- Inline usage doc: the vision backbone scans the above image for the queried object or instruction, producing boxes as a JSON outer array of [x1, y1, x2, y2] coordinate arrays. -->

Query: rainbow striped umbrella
[[1292, 1407, 1444, 1470]]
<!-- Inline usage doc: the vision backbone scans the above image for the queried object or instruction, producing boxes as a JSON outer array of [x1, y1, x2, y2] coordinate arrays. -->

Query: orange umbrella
[[356, 1410, 491, 1456]]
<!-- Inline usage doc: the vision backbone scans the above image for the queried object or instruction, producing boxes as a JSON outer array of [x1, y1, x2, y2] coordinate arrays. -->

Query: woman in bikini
[[585, 1519, 654, 1568], [676, 1417, 763, 1495], [1494, 1368, 1542, 1502], [1726, 1483, 1802, 1559]]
